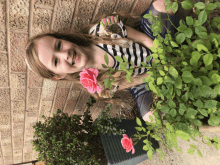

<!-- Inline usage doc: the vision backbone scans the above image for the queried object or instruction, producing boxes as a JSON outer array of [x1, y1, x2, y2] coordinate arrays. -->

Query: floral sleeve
[[89, 15, 127, 39]]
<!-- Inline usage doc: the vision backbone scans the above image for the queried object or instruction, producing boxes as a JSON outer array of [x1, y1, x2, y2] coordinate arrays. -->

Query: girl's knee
[[142, 111, 155, 123], [152, 0, 174, 15]]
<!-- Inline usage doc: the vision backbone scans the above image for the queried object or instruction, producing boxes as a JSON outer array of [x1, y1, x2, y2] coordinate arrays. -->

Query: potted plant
[[31, 97, 124, 165], [103, 0, 220, 160]]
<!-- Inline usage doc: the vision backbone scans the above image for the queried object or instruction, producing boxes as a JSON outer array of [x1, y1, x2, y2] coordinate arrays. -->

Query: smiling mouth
[[72, 50, 77, 65]]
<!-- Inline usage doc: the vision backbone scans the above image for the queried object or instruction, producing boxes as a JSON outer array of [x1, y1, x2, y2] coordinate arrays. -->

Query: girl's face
[[35, 36, 89, 76]]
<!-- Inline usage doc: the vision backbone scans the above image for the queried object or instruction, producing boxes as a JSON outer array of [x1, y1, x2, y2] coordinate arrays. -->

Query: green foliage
[[100, 0, 220, 160], [31, 97, 124, 164]]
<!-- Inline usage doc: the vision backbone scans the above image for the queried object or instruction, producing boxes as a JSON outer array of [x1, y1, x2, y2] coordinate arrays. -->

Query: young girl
[[25, 0, 179, 122]]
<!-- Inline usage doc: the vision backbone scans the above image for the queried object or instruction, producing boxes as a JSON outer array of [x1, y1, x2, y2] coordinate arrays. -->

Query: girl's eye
[[57, 41, 62, 50], [55, 58, 58, 66]]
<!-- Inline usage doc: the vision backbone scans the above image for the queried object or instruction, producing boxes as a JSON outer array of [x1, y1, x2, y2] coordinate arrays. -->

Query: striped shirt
[[89, 15, 153, 76]]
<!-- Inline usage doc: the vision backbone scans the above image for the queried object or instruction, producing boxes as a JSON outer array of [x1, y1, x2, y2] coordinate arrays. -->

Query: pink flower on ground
[[121, 134, 135, 154], [79, 68, 102, 93]]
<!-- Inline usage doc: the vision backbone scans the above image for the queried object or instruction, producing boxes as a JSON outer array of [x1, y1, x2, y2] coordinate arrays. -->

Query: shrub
[[31, 97, 124, 165], [104, 0, 220, 159]]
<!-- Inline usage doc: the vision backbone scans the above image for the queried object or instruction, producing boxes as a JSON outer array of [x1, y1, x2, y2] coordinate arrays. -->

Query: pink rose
[[79, 68, 102, 93], [121, 134, 135, 154]]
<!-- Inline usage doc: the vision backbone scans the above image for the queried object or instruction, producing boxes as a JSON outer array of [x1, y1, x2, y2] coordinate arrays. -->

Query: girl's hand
[[98, 89, 114, 98]]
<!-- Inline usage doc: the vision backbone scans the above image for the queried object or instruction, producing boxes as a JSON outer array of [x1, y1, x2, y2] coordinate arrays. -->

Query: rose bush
[[79, 68, 102, 93], [102, 0, 220, 160], [121, 134, 135, 154]]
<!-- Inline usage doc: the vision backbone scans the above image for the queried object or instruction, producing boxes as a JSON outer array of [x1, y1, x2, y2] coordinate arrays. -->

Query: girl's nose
[[57, 50, 72, 63]]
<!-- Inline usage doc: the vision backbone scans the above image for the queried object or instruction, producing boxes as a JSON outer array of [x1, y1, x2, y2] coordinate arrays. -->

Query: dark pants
[[128, 3, 180, 118]]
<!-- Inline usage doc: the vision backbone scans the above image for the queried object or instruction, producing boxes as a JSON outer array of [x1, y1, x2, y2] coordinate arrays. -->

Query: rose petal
[[132, 146, 135, 154], [88, 68, 99, 77]]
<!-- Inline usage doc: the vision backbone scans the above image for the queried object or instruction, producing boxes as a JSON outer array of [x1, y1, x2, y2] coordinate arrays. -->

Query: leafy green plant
[[31, 97, 124, 165], [103, 0, 220, 160]]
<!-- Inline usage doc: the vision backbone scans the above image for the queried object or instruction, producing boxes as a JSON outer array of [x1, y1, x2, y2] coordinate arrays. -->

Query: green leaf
[[192, 78, 203, 86], [213, 143, 219, 150], [213, 38, 219, 48], [203, 136, 210, 140], [181, 92, 189, 102], [159, 70, 165, 76], [182, 71, 194, 83], [181, 0, 194, 10], [214, 84, 220, 95], [193, 99, 203, 108], [197, 32, 208, 39], [135, 127, 142, 131], [143, 145, 149, 151], [115, 56, 123, 62], [153, 38, 159, 48], [207, 141, 212, 146], [170, 41, 179, 47], [193, 119, 202, 126], [211, 74, 220, 84], [164, 66, 169, 71], [136, 117, 142, 127], [149, 115, 154, 122], [176, 33, 185, 44], [169, 100, 176, 108], [194, 2, 205, 9], [146, 56, 152, 62], [176, 130, 190, 140], [104, 77, 111, 88], [179, 103, 186, 115], [146, 75, 152, 83], [165, 123, 174, 132], [203, 53, 213, 66], [126, 72, 131, 83], [161, 105, 170, 113], [177, 25, 188, 33], [197, 44, 208, 52], [102, 64, 108, 68], [200, 86, 213, 98], [149, 81, 158, 94], [157, 77, 163, 85], [182, 62, 188, 66], [197, 149, 203, 157], [104, 53, 109, 65], [205, 100, 218, 109], [187, 108, 198, 119], [186, 16, 194, 25], [190, 51, 201, 66], [172, 2, 178, 13], [175, 77, 182, 89], [184, 28, 193, 38], [198, 10, 207, 25], [208, 115, 220, 126], [123, 56, 127, 62], [190, 144, 197, 149], [213, 137, 219, 143], [195, 26, 207, 33], [169, 66, 178, 78], [200, 76, 212, 86], [147, 149, 153, 160], [170, 109, 177, 117], [206, 3, 216, 10], [165, 3, 172, 12]]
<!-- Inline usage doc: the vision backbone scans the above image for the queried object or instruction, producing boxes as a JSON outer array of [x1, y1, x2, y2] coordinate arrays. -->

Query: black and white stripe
[[89, 16, 152, 76]]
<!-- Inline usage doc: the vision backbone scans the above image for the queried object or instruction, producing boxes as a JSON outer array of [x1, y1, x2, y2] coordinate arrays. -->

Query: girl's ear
[[52, 74, 67, 80]]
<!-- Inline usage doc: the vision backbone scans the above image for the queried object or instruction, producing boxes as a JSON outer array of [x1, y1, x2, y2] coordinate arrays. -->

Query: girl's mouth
[[72, 50, 77, 65]]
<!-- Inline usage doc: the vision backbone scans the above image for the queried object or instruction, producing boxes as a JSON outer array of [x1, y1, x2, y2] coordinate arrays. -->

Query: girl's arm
[[116, 72, 151, 90], [124, 25, 154, 49]]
